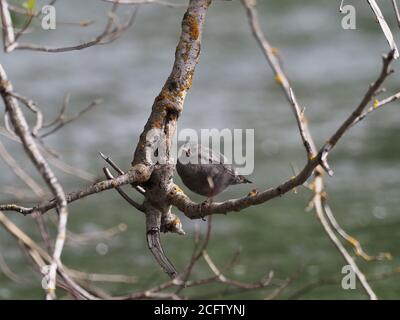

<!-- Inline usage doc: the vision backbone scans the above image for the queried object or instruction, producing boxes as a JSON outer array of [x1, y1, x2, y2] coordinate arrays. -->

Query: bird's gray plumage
[[176, 143, 251, 197]]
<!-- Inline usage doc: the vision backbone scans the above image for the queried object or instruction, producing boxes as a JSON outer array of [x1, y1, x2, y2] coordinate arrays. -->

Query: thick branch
[[132, 0, 211, 166]]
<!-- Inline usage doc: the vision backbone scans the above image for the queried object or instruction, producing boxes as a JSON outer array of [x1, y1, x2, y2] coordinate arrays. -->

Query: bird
[[176, 143, 252, 198]]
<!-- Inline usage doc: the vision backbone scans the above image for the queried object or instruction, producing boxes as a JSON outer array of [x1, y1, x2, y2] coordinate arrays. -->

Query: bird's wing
[[195, 144, 226, 164]]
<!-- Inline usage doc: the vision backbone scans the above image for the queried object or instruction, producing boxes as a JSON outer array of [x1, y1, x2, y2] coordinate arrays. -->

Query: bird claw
[[199, 197, 213, 220]]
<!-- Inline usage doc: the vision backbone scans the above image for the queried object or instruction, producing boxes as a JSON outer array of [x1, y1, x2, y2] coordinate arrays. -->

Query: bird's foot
[[200, 197, 213, 220]]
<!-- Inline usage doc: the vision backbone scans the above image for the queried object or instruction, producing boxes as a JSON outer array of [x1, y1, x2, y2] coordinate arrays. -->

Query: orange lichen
[[271, 47, 279, 55], [152, 117, 164, 129], [185, 14, 199, 40], [164, 103, 176, 112], [247, 189, 259, 197]]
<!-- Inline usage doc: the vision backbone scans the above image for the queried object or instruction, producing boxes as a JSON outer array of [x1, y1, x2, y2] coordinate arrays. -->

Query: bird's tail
[[235, 175, 252, 184]]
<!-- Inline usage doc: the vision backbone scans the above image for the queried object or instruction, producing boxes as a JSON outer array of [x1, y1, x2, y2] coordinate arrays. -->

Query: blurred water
[[0, 0, 400, 299]]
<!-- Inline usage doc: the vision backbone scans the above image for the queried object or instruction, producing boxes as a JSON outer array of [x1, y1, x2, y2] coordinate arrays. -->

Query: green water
[[0, 0, 400, 299]]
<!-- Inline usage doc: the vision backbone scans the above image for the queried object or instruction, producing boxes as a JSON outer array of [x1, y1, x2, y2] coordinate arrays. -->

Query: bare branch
[[392, 0, 400, 28], [145, 203, 179, 278], [40, 99, 103, 138], [0, 0, 17, 52], [0, 211, 100, 299], [241, 0, 317, 161], [5, 2, 138, 53], [100, 151, 146, 195], [321, 51, 395, 161], [132, 0, 211, 167], [367, 0, 399, 59], [352, 91, 400, 126], [103, 167, 145, 212], [66, 222, 127, 245], [100, 0, 185, 7], [324, 203, 391, 261], [312, 175, 378, 300], [0, 140, 46, 197], [0, 166, 150, 215], [8, 91, 44, 137], [288, 267, 400, 300], [0, 63, 69, 299]]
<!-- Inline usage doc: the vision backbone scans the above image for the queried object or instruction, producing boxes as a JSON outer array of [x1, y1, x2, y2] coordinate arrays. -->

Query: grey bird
[[176, 143, 252, 198]]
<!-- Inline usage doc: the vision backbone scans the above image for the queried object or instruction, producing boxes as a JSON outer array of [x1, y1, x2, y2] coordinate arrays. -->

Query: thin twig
[[367, 0, 399, 59], [99, 151, 146, 195], [392, 0, 400, 28], [40, 99, 103, 138], [313, 175, 378, 300], [100, 0, 185, 7], [0, 63, 69, 299], [324, 203, 391, 261], [103, 167, 145, 212], [14, 4, 138, 53]]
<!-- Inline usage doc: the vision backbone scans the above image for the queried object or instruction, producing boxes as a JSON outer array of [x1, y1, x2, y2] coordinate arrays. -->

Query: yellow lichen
[[347, 236, 359, 247], [174, 185, 184, 193], [130, 163, 151, 182], [186, 73, 193, 90], [275, 73, 283, 85], [172, 217, 181, 226], [384, 252, 393, 260], [373, 99, 380, 109]]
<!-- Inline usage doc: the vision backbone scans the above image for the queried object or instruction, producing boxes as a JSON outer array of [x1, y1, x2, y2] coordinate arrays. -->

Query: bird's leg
[[200, 197, 213, 220]]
